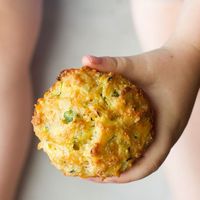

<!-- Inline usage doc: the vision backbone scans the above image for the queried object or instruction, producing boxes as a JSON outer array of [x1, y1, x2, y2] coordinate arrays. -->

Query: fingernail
[[88, 56, 103, 65]]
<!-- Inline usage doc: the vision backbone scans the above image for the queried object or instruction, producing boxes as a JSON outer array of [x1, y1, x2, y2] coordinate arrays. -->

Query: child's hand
[[82, 40, 200, 183]]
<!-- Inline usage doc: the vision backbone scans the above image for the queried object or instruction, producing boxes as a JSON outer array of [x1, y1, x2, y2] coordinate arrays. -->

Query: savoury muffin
[[32, 66, 154, 178]]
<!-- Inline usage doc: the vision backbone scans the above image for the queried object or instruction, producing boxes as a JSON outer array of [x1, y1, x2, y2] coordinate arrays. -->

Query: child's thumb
[[82, 55, 152, 85]]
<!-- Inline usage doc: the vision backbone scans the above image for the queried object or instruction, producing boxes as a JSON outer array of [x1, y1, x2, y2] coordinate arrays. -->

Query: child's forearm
[[175, 0, 200, 51], [167, 0, 200, 87], [0, 1, 42, 200]]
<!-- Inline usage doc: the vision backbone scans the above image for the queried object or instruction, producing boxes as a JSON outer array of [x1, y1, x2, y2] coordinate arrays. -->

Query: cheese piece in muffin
[[32, 66, 154, 178]]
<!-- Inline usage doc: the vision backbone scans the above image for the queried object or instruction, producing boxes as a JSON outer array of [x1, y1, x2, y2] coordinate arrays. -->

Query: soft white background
[[18, 0, 171, 199]]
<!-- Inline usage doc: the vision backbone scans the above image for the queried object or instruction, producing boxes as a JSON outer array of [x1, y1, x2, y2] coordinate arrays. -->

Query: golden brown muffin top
[[32, 67, 154, 178]]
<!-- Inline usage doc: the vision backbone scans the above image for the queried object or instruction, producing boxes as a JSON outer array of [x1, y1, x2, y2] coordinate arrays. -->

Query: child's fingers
[[85, 177, 108, 184], [82, 55, 127, 73], [104, 137, 170, 183], [82, 55, 154, 85], [87, 108, 173, 183], [88, 136, 170, 184]]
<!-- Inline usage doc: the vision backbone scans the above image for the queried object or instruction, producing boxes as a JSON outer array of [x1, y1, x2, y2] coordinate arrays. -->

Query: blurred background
[[18, 0, 171, 199]]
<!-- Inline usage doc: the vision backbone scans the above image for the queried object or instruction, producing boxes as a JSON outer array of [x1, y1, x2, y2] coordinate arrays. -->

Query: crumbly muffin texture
[[32, 66, 154, 178]]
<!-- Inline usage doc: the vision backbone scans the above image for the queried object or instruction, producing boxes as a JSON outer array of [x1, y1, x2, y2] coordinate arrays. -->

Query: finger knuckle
[[116, 57, 128, 73], [149, 160, 160, 173]]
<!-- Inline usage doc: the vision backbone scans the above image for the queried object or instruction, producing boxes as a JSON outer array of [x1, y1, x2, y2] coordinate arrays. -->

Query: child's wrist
[[164, 35, 200, 87]]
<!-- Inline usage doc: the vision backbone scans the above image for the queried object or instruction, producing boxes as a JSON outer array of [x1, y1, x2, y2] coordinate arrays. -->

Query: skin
[[82, 0, 200, 183], [131, 1, 200, 199], [0, 1, 42, 200], [1, 0, 200, 199]]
